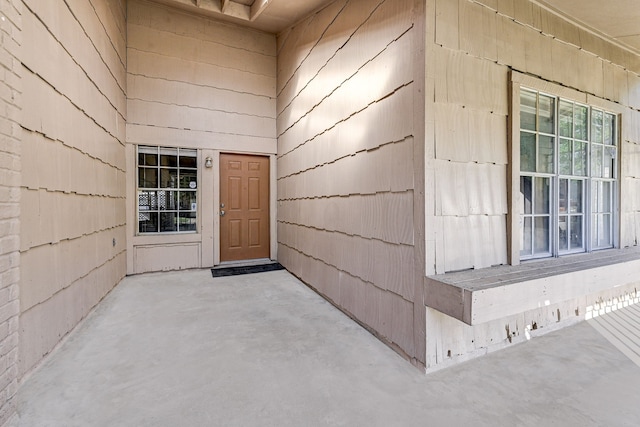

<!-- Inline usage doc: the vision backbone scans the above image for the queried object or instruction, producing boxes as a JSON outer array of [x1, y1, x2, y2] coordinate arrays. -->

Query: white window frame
[[507, 72, 621, 265], [137, 145, 198, 234]]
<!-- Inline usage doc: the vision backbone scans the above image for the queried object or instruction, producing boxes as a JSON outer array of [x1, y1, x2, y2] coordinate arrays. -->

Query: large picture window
[[519, 89, 617, 260], [137, 146, 198, 233]]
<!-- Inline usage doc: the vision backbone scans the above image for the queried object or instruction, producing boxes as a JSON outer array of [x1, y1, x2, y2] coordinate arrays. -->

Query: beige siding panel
[[23, 1, 125, 118], [276, 0, 384, 112], [459, 0, 484, 58], [127, 99, 275, 138], [277, 0, 348, 93], [496, 14, 527, 71], [127, 50, 275, 98], [435, 103, 469, 162], [20, 0, 127, 378], [278, 83, 413, 178], [134, 244, 201, 273], [127, 75, 275, 119], [19, 253, 126, 375], [435, 0, 458, 49], [278, 192, 414, 245], [279, 36, 414, 155], [278, 137, 413, 200], [278, 0, 413, 134], [126, 124, 277, 154], [65, 0, 127, 88], [21, 72, 125, 170], [128, 0, 275, 56], [127, 24, 275, 77], [20, 227, 126, 312]]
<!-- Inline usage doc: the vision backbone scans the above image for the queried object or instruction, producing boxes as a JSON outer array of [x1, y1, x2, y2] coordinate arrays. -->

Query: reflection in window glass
[[539, 95, 555, 134], [591, 110, 603, 143], [520, 132, 536, 172], [573, 141, 587, 176], [559, 100, 573, 138], [559, 139, 571, 175], [534, 177, 550, 215], [520, 90, 537, 131], [520, 176, 532, 214], [534, 216, 550, 254], [574, 105, 588, 141], [538, 136, 554, 173]]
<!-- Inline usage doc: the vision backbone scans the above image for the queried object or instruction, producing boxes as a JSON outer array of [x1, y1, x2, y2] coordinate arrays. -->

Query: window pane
[[574, 105, 588, 140], [570, 180, 583, 213], [558, 216, 568, 251], [520, 176, 532, 214], [591, 144, 603, 178], [604, 113, 615, 145], [559, 100, 573, 137], [520, 90, 537, 131], [538, 135, 554, 173], [604, 146, 616, 178], [138, 191, 157, 210], [570, 215, 583, 250], [559, 139, 571, 175], [179, 191, 197, 211], [179, 153, 197, 168], [559, 179, 568, 214], [157, 190, 177, 210], [160, 212, 178, 232], [138, 167, 158, 188], [534, 216, 550, 254], [601, 181, 612, 213], [594, 214, 612, 248], [138, 152, 158, 166], [520, 132, 536, 172], [600, 214, 612, 247], [592, 180, 600, 213], [591, 110, 603, 143], [179, 170, 197, 189], [535, 177, 550, 214], [521, 217, 532, 256], [160, 168, 178, 188], [573, 141, 587, 176], [539, 95, 555, 134], [178, 212, 197, 232], [160, 148, 178, 166], [139, 212, 158, 233]]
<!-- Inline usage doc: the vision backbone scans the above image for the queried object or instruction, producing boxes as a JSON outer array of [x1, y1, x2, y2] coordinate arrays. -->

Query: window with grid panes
[[137, 146, 197, 233], [519, 89, 617, 260]]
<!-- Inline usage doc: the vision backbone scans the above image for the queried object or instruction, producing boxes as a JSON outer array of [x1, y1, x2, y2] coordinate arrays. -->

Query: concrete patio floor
[[11, 269, 640, 426]]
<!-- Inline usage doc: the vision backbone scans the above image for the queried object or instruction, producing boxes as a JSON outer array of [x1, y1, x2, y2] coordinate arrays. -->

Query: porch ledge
[[425, 246, 640, 325]]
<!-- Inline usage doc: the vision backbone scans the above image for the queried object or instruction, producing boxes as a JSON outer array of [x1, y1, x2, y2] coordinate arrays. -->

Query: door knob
[[220, 210, 225, 216]]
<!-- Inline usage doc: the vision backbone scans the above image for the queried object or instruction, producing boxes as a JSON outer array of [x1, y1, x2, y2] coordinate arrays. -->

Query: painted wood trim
[[507, 72, 520, 266], [425, 248, 640, 325]]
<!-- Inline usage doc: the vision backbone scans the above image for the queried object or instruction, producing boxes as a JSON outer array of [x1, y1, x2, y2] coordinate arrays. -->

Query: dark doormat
[[211, 262, 285, 277]]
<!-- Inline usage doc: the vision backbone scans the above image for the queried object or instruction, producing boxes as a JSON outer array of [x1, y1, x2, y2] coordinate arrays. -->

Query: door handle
[[220, 210, 225, 216]]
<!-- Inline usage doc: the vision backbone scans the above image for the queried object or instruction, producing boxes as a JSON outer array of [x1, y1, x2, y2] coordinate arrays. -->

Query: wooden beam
[[250, 0, 269, 21], [220, 0, 229, 13]]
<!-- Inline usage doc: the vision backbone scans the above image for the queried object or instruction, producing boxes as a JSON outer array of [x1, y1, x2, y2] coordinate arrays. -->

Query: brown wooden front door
[[219, 153, 270, 262]]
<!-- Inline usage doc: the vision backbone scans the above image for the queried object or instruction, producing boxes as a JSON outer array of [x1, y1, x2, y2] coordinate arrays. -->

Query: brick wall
[[0, 0, 21, 423]]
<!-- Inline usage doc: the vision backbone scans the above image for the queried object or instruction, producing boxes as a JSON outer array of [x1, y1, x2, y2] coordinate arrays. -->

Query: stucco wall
[[125, 0, 277, 274], [19, 0, 127, 376], [276, 0, 424, 362], [0, 0, 22, 423], [424, 0, 640, 369]]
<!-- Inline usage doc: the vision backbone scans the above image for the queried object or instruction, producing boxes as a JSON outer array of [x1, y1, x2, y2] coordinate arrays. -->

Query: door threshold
[[213, 258, 275, 269]]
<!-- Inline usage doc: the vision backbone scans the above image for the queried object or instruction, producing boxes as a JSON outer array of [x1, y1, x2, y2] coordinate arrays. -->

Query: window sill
[[425, 246, 640, 325]]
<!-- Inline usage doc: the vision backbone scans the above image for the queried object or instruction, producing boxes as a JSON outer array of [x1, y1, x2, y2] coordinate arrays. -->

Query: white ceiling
[[538, 0, 640, 54]]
